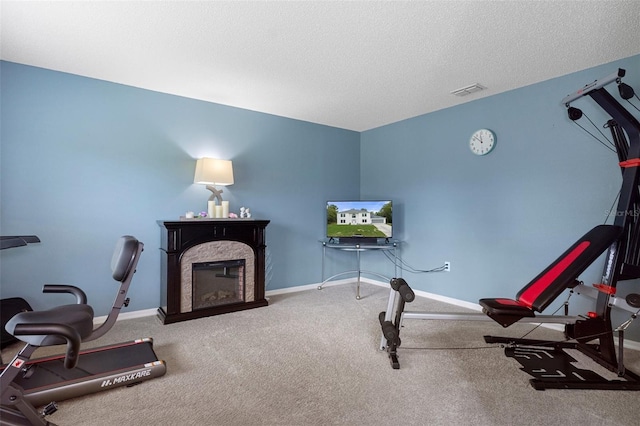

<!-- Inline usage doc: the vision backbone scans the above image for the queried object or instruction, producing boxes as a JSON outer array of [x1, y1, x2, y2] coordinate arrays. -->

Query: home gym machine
[[379, 68, 640, 390], [1, 236, 167, 425]]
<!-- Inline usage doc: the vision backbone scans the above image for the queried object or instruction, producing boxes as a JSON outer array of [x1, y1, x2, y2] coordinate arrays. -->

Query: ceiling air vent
[[450, 83, 486, 97]]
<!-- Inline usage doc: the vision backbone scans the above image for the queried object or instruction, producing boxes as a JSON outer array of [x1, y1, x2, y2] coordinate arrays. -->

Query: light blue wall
[[2, 57, 640, 341], [361, 55, 640, 340], [0, 61, 360, 314]]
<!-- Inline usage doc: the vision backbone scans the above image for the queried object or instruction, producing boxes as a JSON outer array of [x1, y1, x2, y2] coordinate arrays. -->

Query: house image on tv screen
[[326, 201, 392, 238], [338, 209, 374, 225]]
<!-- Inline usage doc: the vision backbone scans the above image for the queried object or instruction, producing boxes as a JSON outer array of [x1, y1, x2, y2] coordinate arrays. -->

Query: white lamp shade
[[194, 158, 234, 186]]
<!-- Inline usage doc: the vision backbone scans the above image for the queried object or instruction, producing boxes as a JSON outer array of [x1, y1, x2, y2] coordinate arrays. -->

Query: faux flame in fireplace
[[180, 240, 256, 314], [192, 260, 245, 310]]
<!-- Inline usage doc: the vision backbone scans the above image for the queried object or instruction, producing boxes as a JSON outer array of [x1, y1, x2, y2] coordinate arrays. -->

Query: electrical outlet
[[444, 261, 450, 272]]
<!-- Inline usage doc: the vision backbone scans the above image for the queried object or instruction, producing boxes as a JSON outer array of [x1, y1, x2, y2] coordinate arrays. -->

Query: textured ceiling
[[1, 1, 639, 131]]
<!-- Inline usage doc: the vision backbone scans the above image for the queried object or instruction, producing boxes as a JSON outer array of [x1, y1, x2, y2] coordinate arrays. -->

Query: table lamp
[[194, 158, 234, 218]]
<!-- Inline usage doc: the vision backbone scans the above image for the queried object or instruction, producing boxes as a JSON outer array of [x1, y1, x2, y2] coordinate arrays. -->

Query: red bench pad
[[479, 225, 622, 328]]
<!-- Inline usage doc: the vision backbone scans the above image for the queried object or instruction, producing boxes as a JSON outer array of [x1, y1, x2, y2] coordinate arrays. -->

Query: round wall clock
[[469, 129, 496, 156]]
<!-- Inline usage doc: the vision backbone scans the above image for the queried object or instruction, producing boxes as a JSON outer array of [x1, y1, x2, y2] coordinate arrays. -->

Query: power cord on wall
[[382, 250, 447, 273]]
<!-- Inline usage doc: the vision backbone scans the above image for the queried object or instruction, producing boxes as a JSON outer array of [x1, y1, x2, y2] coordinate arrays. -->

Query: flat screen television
[[326, 200, 392, 242]]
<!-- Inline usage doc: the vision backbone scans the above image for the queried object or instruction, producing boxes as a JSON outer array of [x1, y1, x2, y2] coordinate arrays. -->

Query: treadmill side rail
[[1, 339, 166, 408], [28, 360, 167, 408]]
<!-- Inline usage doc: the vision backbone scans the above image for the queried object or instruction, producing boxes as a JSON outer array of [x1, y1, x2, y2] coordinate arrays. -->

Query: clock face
[[469, 129, 496, 156]]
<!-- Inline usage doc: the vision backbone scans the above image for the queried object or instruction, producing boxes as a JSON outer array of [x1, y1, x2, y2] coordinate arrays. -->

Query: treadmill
[[1, 236, 167, 425]]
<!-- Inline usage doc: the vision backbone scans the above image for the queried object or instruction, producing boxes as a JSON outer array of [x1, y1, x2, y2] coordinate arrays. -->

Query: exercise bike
[[380, 68, 640, 390], [1, 236, 167, 425]]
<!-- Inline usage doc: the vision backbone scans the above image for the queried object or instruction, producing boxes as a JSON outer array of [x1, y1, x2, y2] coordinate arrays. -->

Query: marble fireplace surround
[[180, 241, 255, 313]]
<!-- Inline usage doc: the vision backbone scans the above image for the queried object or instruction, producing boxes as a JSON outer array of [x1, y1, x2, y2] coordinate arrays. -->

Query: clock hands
[[470, 129, 495, 155]]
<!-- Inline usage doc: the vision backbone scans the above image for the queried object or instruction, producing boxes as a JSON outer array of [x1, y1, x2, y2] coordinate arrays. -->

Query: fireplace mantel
[[157, 219, 270, 324]]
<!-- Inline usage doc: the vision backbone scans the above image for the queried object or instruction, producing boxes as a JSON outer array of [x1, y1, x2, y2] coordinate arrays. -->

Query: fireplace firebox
[[157, 219, 269, 324], [192, 259, 245, 310]]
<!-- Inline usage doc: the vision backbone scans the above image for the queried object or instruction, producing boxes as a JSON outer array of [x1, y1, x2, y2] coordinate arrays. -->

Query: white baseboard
[[95, 279, 640, 352], [91, 281, 351, 322], [92, 282, 348, 323], [92, 308, 158, 325], [265, 278, 353, 296]]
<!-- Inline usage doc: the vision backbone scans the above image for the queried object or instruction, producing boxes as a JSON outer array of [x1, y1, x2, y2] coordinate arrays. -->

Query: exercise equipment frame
[[379, 69, 640, 390], [1, 236, 167, 425]]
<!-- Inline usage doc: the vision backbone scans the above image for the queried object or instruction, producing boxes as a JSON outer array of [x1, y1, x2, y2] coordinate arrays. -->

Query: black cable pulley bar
[[605, 116, 640, 274], [608, 120, 629, 165], [627, 206, 640, 268]]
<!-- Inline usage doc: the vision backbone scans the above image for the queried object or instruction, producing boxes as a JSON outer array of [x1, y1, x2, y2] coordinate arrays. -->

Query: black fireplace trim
[[157, 219, 270, 324], [157, 300, 268, 324]]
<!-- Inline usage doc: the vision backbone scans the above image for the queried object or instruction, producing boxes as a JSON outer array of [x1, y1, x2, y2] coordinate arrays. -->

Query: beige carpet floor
[[2, 282, 639, 425]]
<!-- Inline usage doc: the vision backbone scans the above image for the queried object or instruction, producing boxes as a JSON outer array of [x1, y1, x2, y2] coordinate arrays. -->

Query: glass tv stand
[[318, 240, 400, 299]]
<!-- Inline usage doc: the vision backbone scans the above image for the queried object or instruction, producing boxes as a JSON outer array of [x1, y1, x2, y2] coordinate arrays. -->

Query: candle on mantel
[[221, 200, 229, 218]]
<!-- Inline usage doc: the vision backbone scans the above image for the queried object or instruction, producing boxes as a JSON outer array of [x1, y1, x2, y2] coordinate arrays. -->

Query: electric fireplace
[[157, 219, 269, 324]]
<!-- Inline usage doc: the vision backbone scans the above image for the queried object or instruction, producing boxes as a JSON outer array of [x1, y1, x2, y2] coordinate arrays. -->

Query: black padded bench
[[479, 225, 623, 327]]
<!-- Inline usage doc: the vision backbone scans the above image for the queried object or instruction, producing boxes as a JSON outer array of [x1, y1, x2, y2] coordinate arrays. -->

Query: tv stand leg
[[356, 249, 361, 299]]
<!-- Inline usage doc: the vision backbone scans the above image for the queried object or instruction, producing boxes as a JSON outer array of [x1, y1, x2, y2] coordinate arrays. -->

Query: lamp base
[[206, 186, 229, 218], [206, 185, 223, 204]]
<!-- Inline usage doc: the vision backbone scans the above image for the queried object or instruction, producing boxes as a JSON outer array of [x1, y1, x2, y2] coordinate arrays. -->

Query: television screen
[[326, 200, 392, 239]]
